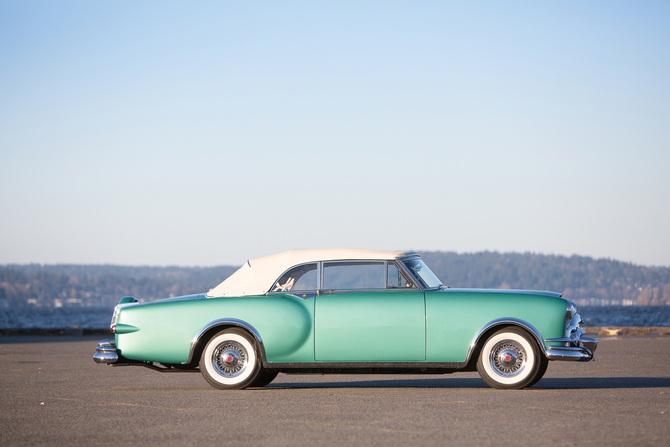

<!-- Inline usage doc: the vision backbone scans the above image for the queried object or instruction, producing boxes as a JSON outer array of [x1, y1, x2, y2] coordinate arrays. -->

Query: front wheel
[[476, 327, 543, 390], [199, 328, 261, 390]]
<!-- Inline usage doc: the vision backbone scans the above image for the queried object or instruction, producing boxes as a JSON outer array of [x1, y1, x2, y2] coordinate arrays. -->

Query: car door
[[315, 260, 426, 362]]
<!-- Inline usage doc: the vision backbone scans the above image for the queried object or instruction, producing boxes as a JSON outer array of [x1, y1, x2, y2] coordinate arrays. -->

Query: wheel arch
[[183, 319, 266, 366], [464, 318, 547, 369]]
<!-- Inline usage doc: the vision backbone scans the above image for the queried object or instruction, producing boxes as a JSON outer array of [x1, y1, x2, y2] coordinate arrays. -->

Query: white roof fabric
[[206, 248, 416, 297]]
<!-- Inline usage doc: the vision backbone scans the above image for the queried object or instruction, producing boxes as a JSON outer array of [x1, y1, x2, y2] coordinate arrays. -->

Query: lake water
[[579, 306, 670, 327], [1, 305, 669, 329]]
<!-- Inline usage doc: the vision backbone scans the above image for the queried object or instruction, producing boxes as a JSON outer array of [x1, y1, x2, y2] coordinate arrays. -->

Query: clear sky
[[1, 1, 669, 267]]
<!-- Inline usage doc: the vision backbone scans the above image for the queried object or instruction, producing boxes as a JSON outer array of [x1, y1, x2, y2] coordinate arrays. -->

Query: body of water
[[0, 307, 116, 330], [1, 305, 669, 330], [579, 306, 670, 327]]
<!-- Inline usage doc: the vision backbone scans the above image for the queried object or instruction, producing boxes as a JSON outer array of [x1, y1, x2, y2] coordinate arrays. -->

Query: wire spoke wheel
[[200, 328, 260, 390], [489, 340, 526, 377], [477, 327, 543, 390], [213, 341, 248, 378]]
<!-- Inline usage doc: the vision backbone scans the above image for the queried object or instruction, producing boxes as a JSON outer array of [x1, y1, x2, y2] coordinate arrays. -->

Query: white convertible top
[[206, 248, 417, 297]]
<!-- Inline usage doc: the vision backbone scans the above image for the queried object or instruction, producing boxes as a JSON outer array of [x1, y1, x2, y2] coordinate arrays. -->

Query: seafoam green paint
[[116, 294, 314, 364], [425, 289, 567, 362], [114, 323, 139, 334], [315, 290, 425, 361], [114, 288, 568, 366]]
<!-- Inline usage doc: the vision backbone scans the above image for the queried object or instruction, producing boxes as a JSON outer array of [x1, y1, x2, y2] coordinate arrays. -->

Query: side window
[[271, 263, 317, 292], [387, 262, 415, 288], [323, 262, 385, 290]]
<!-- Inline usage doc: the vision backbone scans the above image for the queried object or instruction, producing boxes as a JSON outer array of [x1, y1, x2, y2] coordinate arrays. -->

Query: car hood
[[439, 288, 562, 299]]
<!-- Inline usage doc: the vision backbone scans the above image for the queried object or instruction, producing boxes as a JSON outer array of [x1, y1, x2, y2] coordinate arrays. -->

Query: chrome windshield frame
[[398, 255, 443, 290]]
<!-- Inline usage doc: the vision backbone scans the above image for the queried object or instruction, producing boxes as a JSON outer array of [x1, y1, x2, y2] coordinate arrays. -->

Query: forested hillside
[[0, 265, 237, 308], [2, 251, 669, 307], [418, 251, 670, 305]]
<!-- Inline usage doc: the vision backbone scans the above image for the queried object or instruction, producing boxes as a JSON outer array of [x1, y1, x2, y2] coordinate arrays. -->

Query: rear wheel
[[199, 328, 261, 390], [476, 327, 542, 390]]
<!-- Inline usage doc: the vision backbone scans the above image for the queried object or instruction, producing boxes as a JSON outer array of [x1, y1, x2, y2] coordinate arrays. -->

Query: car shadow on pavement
[[266, 376, 670, 390], [533, 377, 670, 389]]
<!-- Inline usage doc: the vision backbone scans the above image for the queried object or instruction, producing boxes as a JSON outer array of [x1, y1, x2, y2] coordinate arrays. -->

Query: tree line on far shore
[[418, 251, 670, 305], [0, 265, 237, 308], [1, 251, 669, 308]]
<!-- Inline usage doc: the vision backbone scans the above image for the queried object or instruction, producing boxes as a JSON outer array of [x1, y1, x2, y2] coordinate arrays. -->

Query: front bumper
[[93, 339, 118, 364], [545, 311, 598, 362], [545, 337, 598, 361]]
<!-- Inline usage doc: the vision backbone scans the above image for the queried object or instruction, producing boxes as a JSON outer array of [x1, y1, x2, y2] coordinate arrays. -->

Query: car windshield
[[402, 259, 442, 288]]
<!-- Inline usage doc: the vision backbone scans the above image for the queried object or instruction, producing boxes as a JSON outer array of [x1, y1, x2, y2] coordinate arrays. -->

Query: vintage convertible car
[[93, 248, 597, 390]]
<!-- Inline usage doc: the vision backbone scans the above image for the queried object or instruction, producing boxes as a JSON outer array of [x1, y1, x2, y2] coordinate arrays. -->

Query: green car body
[[115, 288, 566, 365], [94, 249, 597, 390]]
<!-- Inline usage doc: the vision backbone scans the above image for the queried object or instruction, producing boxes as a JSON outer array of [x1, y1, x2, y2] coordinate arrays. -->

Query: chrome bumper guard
[[545, 312, 598, 362], [93, 339, 118, 364]]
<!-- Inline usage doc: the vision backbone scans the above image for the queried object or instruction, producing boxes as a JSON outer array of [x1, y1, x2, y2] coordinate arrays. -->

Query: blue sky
[[1, 1, 669, 267]]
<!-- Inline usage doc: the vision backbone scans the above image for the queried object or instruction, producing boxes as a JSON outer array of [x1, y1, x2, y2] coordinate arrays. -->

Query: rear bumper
[[93, 339, 118, 364], [93, 339, 200, 373]]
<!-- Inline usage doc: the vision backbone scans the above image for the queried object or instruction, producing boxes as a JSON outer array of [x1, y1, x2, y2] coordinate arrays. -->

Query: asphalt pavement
[[0, 335, 668, 446]]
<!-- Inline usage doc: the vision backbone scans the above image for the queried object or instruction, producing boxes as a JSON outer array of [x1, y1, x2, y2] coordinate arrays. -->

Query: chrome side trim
[[544, 337, 573, 343], [465, 318, 547, 365], [183, 319, 264, 365], [268, 292, 316, 300], [263, 361, 466, 370], [316, 288, 422, 295]]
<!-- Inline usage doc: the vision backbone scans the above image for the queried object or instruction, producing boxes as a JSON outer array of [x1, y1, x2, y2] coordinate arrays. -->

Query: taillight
[[110, 324, 116, 334]]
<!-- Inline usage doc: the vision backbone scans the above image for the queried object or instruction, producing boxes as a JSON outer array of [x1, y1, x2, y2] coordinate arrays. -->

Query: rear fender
[[184, 318, 266, 366]]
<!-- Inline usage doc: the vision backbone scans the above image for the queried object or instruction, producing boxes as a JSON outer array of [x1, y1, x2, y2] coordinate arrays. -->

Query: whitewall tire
[[476, 327, 542, 390], [199, 328, 261, 390]]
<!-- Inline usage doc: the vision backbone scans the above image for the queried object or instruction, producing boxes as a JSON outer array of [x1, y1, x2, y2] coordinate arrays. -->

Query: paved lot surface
[[1, 336, 668, 446]]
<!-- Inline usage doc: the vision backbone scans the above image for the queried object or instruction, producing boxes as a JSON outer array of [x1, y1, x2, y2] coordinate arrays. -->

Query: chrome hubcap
[[213, 341, 247, 378], [489, 340, 526, 377], [498, 349, 518, 368]]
